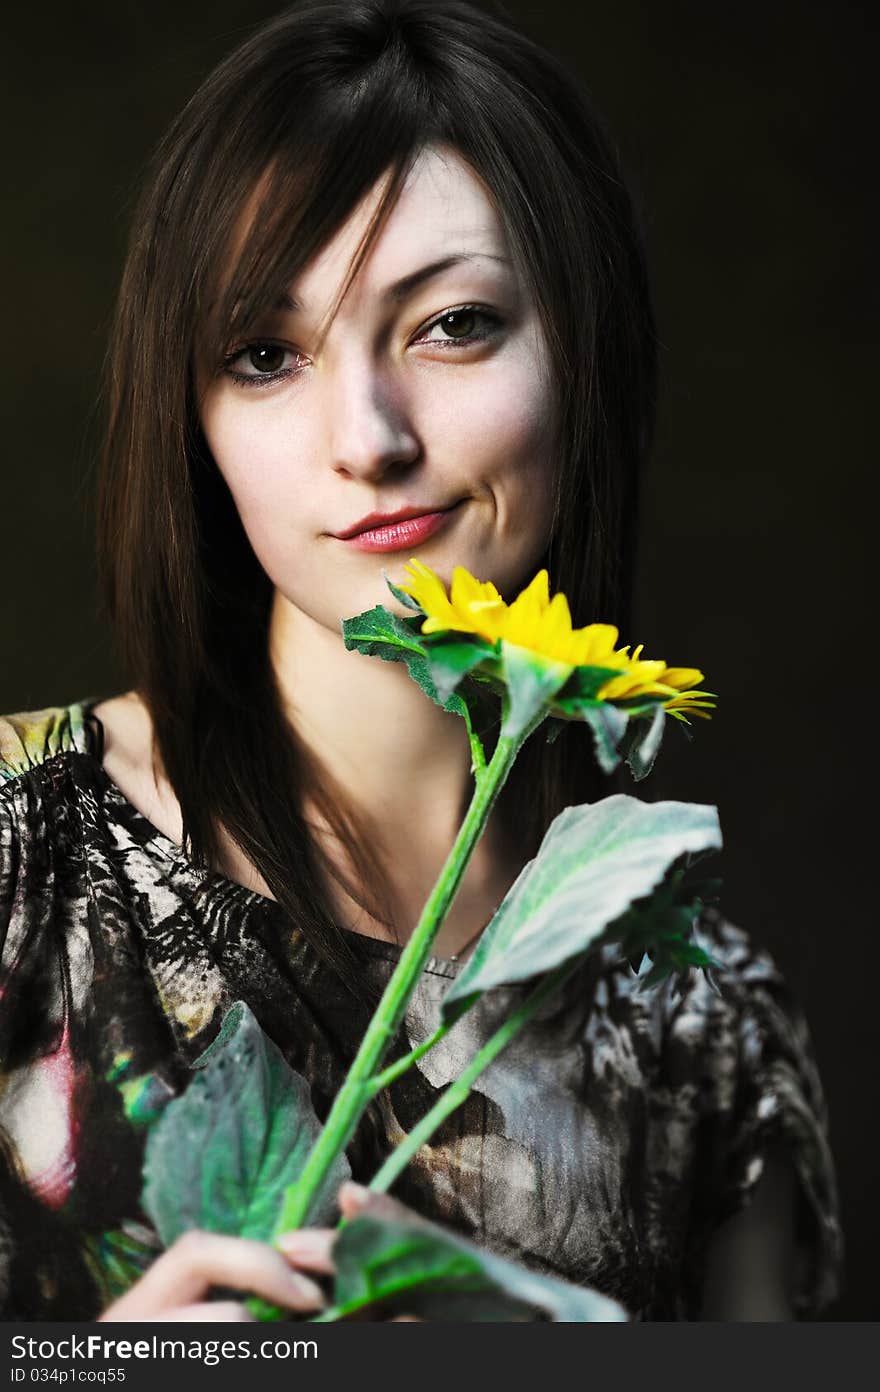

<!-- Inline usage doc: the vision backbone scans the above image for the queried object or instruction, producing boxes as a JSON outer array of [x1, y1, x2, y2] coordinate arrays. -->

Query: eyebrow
[[272, 252, 512, 313]]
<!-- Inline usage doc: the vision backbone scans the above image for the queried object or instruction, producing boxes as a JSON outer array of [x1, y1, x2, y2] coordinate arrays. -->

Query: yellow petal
[[399, 558, 447, 611], [658, 666, 704, 691], [543, 592, 573, 642], [665, 690, 717, 711], [390, 561, 713, 720], [451, 565, 503, 608], [399, 558, 467, 633], [576, 624, 621, 664], [503, 569, 550, 633], [450, 566, 507, 642]]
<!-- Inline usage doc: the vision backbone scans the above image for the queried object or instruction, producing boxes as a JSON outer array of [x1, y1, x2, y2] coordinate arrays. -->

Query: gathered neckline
[[72, 697, 466, 979]]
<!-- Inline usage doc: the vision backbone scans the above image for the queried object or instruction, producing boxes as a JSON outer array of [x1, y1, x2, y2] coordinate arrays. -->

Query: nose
[[327, 355, 421, 482]]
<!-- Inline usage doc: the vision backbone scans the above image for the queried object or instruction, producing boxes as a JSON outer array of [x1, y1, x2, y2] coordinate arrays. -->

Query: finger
[[390, 1314, 425, 1322], [149, 1302, 256, 1323], [103, 1231, 327, 1318], [337, 1181, 375, 1217], [337, 1181, 414, 1225], [275, 1227, 337, 1276], [101, 1300, 255, 1324]]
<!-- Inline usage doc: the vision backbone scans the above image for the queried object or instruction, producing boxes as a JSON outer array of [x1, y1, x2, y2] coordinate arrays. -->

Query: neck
[[268, 590, 512, 896]]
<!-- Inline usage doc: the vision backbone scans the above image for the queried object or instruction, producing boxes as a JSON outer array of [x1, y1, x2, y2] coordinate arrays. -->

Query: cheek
[[206, 411, 295, 509], [429, 336, 557, 489], [200, 404, 316, 579], [440, 347, 558, 528]]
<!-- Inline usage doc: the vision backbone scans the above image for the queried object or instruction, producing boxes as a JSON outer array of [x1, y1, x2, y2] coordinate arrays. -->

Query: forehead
[[230, 143, 509, 313], [311, 144, 506, 290]]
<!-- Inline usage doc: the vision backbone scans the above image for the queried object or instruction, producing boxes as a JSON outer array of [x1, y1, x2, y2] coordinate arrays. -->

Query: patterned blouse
[[0, 699, 844, 1321]]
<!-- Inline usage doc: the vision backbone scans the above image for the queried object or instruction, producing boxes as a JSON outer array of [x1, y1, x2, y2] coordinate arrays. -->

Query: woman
[[0, 0, 843, 1320]]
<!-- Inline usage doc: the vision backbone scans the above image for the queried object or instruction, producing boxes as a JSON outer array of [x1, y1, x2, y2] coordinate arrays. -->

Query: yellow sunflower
[[399, 559, 622, 666], [397, 558, 715, 718]]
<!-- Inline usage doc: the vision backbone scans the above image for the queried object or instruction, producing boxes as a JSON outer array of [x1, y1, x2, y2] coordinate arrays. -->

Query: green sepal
[[623, 702, 666, 781], [420, 634, 500, 704], [554, 664, 634, 702], [316, 1212, 628, 1323], [382, 572, 426, 613], [499, 641, 572, 739], [549, 698, 629, 773], [613, 694, 669, 716]]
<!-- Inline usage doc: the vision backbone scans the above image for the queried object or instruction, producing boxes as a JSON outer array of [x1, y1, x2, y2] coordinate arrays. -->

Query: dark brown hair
[[95, 0, 657, 1005]]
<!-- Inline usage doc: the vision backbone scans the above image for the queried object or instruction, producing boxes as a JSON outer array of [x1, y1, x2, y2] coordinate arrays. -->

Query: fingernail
[[290, 1273, 327, 1308]]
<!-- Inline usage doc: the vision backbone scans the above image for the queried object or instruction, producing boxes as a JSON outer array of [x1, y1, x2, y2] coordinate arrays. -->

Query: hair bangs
[[197, 75, 436, 379]]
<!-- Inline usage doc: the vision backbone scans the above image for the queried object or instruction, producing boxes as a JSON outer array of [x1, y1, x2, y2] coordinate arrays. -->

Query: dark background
[[3, 2, 874, 1318]]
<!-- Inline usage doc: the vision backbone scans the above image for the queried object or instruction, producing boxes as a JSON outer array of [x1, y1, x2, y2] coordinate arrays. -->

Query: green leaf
[[632, 939, 727, 995], [141, 1001, 350, 1245], [342, 603, 494, 742], [624, 702, 666, 781], [613, 865, 728, 997], [442, 795, 722, 1017], [341, 605, 428, 662], [322, 1213, 628, 1323], [499, 641, 573, 739]]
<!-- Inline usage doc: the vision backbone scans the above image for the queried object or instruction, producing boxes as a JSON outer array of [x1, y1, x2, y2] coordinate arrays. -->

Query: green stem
[[369, 1021, 453, 1093], [247, 951, 579, 1323], [467, 724, 487, 781], [367, 955, 580, 1196], [271, 708, 542, 1239]]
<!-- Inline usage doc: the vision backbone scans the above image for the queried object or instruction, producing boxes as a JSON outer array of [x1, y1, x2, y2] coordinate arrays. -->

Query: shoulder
[[665, 907, 844, 1318], [0, 701, 92, 786], [1, 702, 96, 925], [661, 904, 799, 1035], [0, 693, 150, 787], [657, 905, 819, 1115], [693, 904, 787, 991], [0, 699, 103, 894]]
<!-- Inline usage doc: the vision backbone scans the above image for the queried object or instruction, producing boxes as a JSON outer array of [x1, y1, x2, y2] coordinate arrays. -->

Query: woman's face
[[197, 143, 559, 636]]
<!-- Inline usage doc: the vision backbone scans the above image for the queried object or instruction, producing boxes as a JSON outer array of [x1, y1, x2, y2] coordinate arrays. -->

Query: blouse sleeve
[[0, 771, 105, 1320], [0, 783, 14, 916], [668, 907, 845, 1319], [0, 784, 21, 1312]]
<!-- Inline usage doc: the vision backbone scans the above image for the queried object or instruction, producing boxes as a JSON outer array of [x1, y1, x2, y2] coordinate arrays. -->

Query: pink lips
[[337, 505, 460, 552]]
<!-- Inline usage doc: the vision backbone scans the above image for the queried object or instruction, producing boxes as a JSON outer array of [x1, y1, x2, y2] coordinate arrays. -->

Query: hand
[[98, 1229, 329, 1322], [278, 1181, 424, 1322]]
